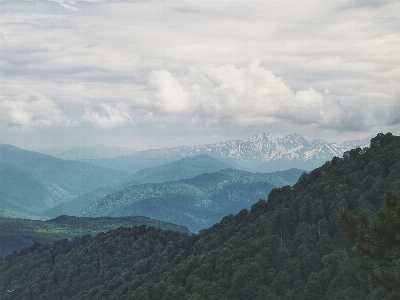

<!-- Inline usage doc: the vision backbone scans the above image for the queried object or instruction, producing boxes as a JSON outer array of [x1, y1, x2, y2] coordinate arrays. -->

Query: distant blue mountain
[[44, 155, 231, 218], [0, 144, 127, 196], [126, 154, 233, 184], [80, 168, 304, 232], [0, 144, 128, 217]]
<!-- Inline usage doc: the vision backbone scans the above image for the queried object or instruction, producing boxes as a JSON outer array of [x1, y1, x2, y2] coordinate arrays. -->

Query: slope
[[0, 193, 43, 220], [126, 154, 233, 184], [43, 186, 118, 218], [0, 162, 76, 215], [0, 144, 128, 196], [50, 144, 136, 160], [0, 215, 189, 257], [81, 168, 304, 232]]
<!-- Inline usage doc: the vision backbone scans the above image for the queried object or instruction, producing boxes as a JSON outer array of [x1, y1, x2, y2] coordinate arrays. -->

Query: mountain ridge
[[49, 144, 136, 160], [83, 132, 371, 173], [80, 168, 304, 232], [0, 143, 128, 196]]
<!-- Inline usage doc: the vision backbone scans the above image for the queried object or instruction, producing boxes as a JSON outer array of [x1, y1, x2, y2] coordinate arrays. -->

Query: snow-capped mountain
[[140, 132, 371, 171], [86, 132, 372, 173]]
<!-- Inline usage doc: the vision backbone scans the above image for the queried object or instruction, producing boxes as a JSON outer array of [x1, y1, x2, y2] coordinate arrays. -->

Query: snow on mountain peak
[[116, 132, 372, 172]]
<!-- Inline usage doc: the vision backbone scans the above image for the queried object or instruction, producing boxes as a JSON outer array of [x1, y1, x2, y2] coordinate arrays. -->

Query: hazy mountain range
[[80, 168, 304, 232], [49, 144, 136, 160], [0, 132, 371, 227], [82, 132, 372, 173], [0, 144, 127, 219], [44, 155, 234, 218], [0, 143, 303, 229]]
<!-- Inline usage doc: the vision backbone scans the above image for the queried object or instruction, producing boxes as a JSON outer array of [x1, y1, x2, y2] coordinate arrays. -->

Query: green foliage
[[0, 226, 190, 299], [0, 215, 189, 257], [340, 185, 400, 299]]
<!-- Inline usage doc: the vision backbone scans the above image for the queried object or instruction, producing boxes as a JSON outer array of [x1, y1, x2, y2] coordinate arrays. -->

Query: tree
[[340, 187, 400, 299]]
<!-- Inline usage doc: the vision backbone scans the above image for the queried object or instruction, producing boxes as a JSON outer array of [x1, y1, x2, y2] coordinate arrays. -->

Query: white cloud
[[147, 62, 370, 131], [82, 103, 132, 128], [149, 70, 188, 113], [0, 0, 399, 149], [0, 93, 74, 132]]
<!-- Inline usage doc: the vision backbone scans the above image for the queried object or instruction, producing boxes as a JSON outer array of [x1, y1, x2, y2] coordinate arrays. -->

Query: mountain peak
[[81, 132, 372, 173]]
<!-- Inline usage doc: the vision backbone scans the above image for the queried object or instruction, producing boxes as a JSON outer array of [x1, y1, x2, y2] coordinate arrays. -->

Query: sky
[[1, 0, 399, 152]]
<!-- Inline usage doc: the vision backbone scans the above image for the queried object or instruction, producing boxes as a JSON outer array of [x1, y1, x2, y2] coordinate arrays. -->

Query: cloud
[[0, 93, 74, 132], [82, 103, 132, 127], [0, 0, 398, 150], [147, 62, 371, 131], [343, 0, 392, 9], [149, 70, 188, 113]]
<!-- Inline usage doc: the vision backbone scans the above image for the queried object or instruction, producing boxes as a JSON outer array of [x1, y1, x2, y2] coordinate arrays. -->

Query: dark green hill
[[126, 154, 233, 184], [0, 215, 189, 257], [81, 168, 303, 232], [1, 133, 399, 299], [0, 144, 127, 196]]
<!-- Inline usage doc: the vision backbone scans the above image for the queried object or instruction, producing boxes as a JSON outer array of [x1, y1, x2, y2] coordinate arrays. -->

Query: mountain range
[[1, 145, 303, 226], [49, 144, 136, 160], [44, 155, 233, 218], [80, 168, 304, 232], [0, 144, 128, 218], [83, 132, 372, 173]]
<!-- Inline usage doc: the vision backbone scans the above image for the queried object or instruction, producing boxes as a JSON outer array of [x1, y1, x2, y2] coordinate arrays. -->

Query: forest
[[0, 133, 399, 299]]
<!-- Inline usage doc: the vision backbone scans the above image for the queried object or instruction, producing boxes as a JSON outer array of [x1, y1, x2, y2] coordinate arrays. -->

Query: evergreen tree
[[340, 186, 400, 299]]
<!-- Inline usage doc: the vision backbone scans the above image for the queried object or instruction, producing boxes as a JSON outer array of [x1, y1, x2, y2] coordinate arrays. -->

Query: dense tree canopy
[[340, 185, 400, 299]]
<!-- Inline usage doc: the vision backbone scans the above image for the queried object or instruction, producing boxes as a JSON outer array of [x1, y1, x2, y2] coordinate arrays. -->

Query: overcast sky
[[1, 0, 399, 152]]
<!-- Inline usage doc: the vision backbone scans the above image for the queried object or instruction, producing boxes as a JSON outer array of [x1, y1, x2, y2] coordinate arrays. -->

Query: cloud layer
[[0, 93, 74, 132], [0, 0, 399, 150]]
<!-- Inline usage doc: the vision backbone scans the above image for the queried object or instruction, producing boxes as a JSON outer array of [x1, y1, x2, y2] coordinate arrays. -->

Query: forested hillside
[[0, 216, 189, 257], [1, 133, 399, 299]]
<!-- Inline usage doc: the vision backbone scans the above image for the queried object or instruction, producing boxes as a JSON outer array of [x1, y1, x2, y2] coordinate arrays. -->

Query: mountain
[[336, 135, 373, 152], [50, 144, 136, 160], [0, 215, 189, 257], [0, 193, 43, 220], [44, 155, 232, 218], [126, 154, 233, 184], [42, 186, 118, 218], [81, 168, 304, 232], [0, 162, 76, 217], [0, 144, 128, 197], [1, 133, 398, 299], [85, 132, 371, 173]]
